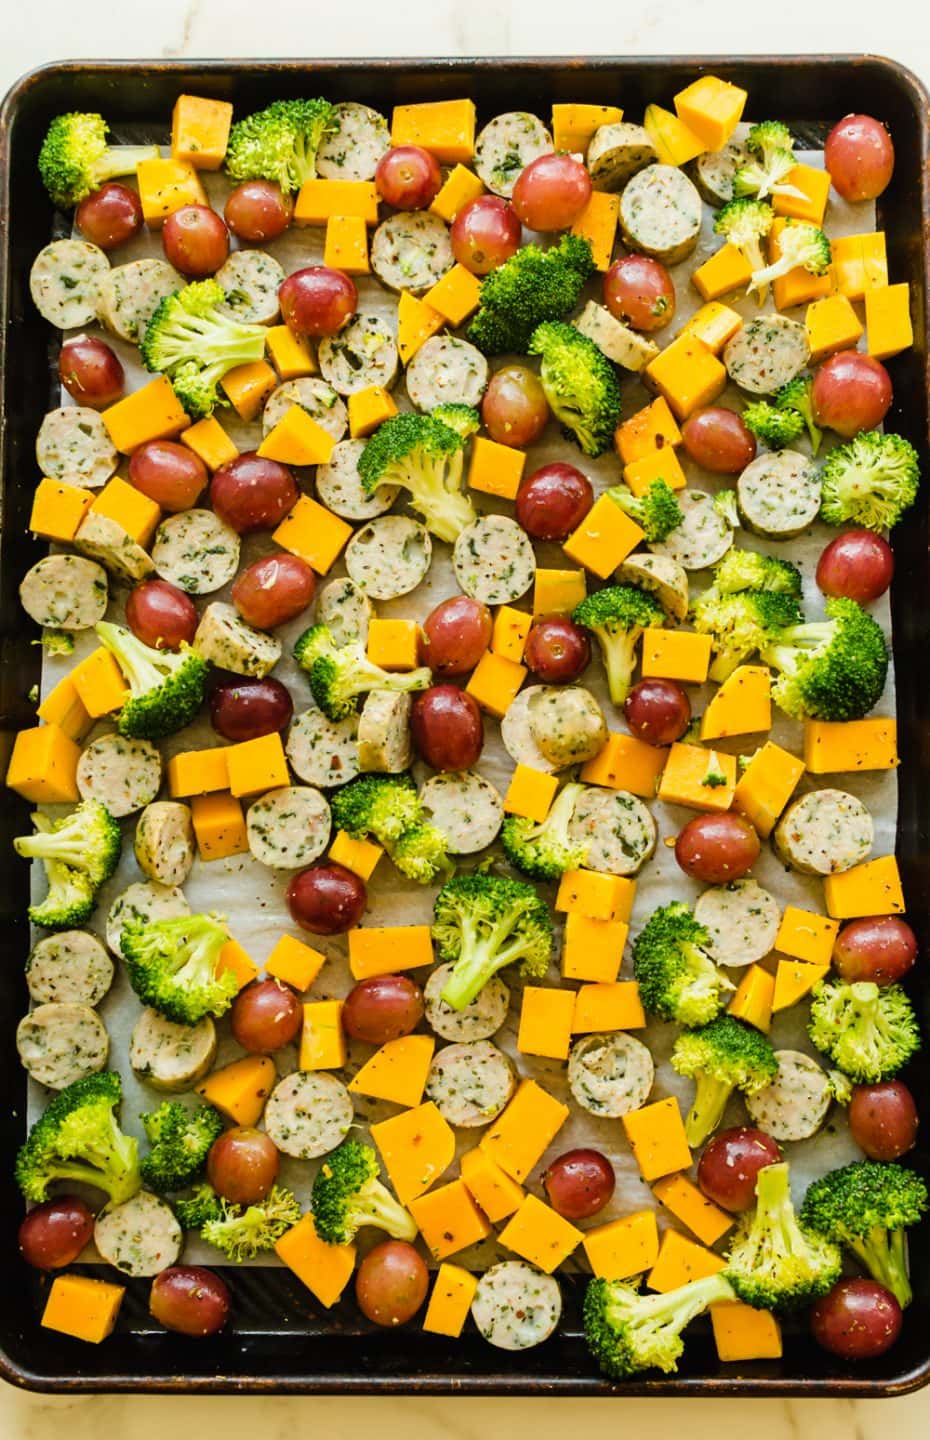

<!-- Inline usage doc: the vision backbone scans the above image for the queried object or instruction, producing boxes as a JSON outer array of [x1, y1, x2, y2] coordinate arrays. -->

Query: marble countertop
[[3, 4, 929, 1433]]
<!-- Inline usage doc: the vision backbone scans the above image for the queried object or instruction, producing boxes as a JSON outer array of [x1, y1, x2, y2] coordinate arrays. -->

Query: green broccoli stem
[[847, 1227, 912, 1308], [174, 923, 230, 987], [708, 650, 745, 684], [95, 622, 165, 693], [752, 1161, 804, 1256], [92, 144, 160, 186], [601, 630, 641, 706], [685, 1075, 736, 1148], [60, 1118, 140, 1205], [627, 1272, 736, 1330], [439, 908, 532, 1011], [16, 812, 88, 871], [355, 1178, 418, 1241]]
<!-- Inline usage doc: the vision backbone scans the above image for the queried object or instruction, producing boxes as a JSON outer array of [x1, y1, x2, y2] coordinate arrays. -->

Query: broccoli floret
[[500, 783, 588, 881], [174, 1182, 225, 1230], [38, 112, 159, 208], [725, 1161, 842, 1311], [732, 121, 804, 203], [94, 621, 208, 739], [776, 376, 822, 455], [573, 585, 667, 705], [714, 198, 775, 278], [122, 914, 239, 1025], [691, 589, 804, 683], [139, 1101, 225, 1194], [225, 98, 336, 194], [583, 1272, 736, 1380], [466, 233, 595, 355], [819, 430, 920, 533], [801, 1161, 928, 1308], [528, 321, 621, 458], [358, 412, 478, 541], [32, 630, 75, 657], [140, 279, 267, 419], [742, 400, 805, 449], [330, 774, 450, 884], [312, 1140, 417, 1245], [607, 480, 683, 543], [15, 1071, 141, 1206], [25, 851, 97, 931], [15, 799, 121, 890], [709, 549, 803, 599], [808, 979, 920, 1082], [430, 403, 482, 439], [201, 1185, 302, 1262], [759, 596, 888, 720], [713, 489, 740, 529], [293, 623, 431, 721], [671, 1014, 779, 1146], [388, 821, 454, 885], [432, 873, 552, 1011], [750, 222, 831, 299], [632, 901, 735, 1025]]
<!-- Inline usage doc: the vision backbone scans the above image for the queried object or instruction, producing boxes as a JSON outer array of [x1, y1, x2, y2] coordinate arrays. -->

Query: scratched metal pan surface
[[0, 55, 928, 1396]]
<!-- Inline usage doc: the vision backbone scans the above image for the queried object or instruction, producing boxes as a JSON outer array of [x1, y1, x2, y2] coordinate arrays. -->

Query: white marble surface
[[4, 3, 930, 1433]]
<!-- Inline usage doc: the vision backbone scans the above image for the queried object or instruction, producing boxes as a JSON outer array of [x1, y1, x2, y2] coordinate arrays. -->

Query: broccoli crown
[[293, 623, 432, 721], [358, 412, 477, 542], [714, 198, 774, 272], [500, 783, 588, 881], [632, 901, 735, 1026], [672, 1014, 779, 1146], [139, 1101, 225, 1193], [725, 1161, 843, 1311], [528, 321, 621, 458], [732, 122, 800, 203], [311, 1140, 418, 1245], [387, 821, 454, 885], [27, 855, 97, 932], [691, 589, 804, 684], [466, 233, 595, 355], [607, 480, 683, 543], [430, 403, 482, 439], [34, 630, 76, 657], [759, 596, 889, 721], [201, 1184, 302, 1262], [432, 872, 552, 1011], [750, 222, 831, 296], [14, 799, 121, 890], [95, 620, 208, 739], [573, 585, 667, 705], [225, 98, 337, 193], [808, 978, 920, 1082], [38, 112, 158, 208], [776, 375, 822, 454], [819, 430, 920, 533], [139, 279, 268, 420], [15, 1071, 141, 1206], [122, 913, 239, 1026], [801, 1160, 928, 1308], [173, 1182, 225, 1230], [710, 548, 803, 599], [742, 400, 805, 449], [747, 120, 795, 157], [330, 772, 421, 843], [583, 1272, 736, 1380]]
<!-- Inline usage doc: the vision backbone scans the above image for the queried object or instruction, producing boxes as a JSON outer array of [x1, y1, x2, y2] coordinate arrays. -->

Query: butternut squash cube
[[272, 494, 352, 574], [648, 1228, 726, 1292], [673, 77, 747, 152], [468, 435, 526, 499], [167, 746, 229, 797], [299, 999, 346, 1070], [348, 385, 398, 439], [217, 938, 259, 993], [424, 263, 482, 326], [329, 829, 384, 881], [700, 665, 772, 740], [652, 1173, 733, 1247], [614, 396, 682, 465], [70, 647, 128, 718], [728, 963, 775, 1032], [220, 360, 277, 421], [830, 232, 888, 301], [691, 243, 753, 303], [806, 293, 863, 362], [347, 925, 434, 980], [294, 179, 379, 226], [572, 981, 645, 1033], [370, 1101, 456, 1203], [265, 934, 326, 992], [492, 605, 530, 663], [258, 404, 336, 466], [196, 1054, 276, 1125], [622, 1096, 692, 1182], [517, 986, 576, 1060], [423, 1263, 479, 1336], [641, 628, 712, 683], [865, 283, 913, 360], [556, 869, 636, 922], [502, 763, 558, 823], [533, 567, 586, 617], [465, 651, 526, 718], [643, 104, 705, 166], [275, 1213, 356, 1308], [580, 731, 667, 799], [823, 855, 904, 919], [570, 191, 619, 271], [563, 493, 644, 577], [91, 476, 161, 547], [180, 415, 239, 472], [366, 617, 420, 671], [657, 742, 736, 811], [409, 1179, 492, 1260], [190, 791, 248, 860], [583, 1210, 659, 1280], [6, 724, 80, 803], [36, 676, 93, 743], [681, 301, 743, 354], [396, 290, 445, 365], [171, 94, 233, 169], [552, 103, 623, 154], [645, 333, 727, 420], [498, 1194, 582, 1273], [772, 959, 830, 1013], [773, 905, 838, 967], [773, 164, 831, 224], [102, 376, 189, 453], [803, 716, 898, 774], [479, 1079, 569, 1183], [430, 165, 485, 224], [561, 912, 628, 983], [137, 156, 207, 225], [732, 740, 805, 837], [391, 100, 476, 164], [323, 214, 370, 274], [264, 325, 317, 382], [348, 1034, 435, 1107], [711, 1299, 783, 1361], [30, 477, 95, 542], [623, 445, 687, 496], [42, 1274, 124, 1343], [226, 731, 288, 797], [460, 1147, 524, 1222]]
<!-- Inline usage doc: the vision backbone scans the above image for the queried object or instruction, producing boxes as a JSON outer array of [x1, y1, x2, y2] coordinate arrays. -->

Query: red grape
[[515, 462, 594, 541], [697, 1127, 782, 1212], [75, 182, 142, 250], [355, 1241, 428, 1326], [812, 351, 892, 437], [542, 1149, 615, 1220], [816, 530, 894, 604], [126, 579, 198, 651], [128, 440, 208, 512], [375, 146, 442, 210], [623, 678, 691, 746], [342, 975, 425, 1045], [682, 407, 757, 474], [849, 1081, 919, 1161], [832, 916, 917, 985], [511, 154, 591, 231], [59, 335, 124, 408], [279, 266, 357, 337], [211, 453, 298, 534], [524, 617, 591, 683], [232, 553, 316, 630], [231, 979, 302, 1053], [411, 685, 483, 771], [150, 1266, 231, 1336], [225, 180, 293, 242], [825, 115, 894, 202], [450, 195, 521, 274], [162, 205, 230, 277], [481, 365, 551, 448], [209, 677, 293, 740], [675, 812, 761, 885], [207, 1126, 279, 1205], [287, 863, 366, 935], [18, 1196, 94, 1270], [418, 596, 492, 676], [811, 1278, 902, 1359], [603, 255, 675, 332]]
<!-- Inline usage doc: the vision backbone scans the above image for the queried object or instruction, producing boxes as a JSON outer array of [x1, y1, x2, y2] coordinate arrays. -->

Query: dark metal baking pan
[[0, 54, 928, 1396]]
